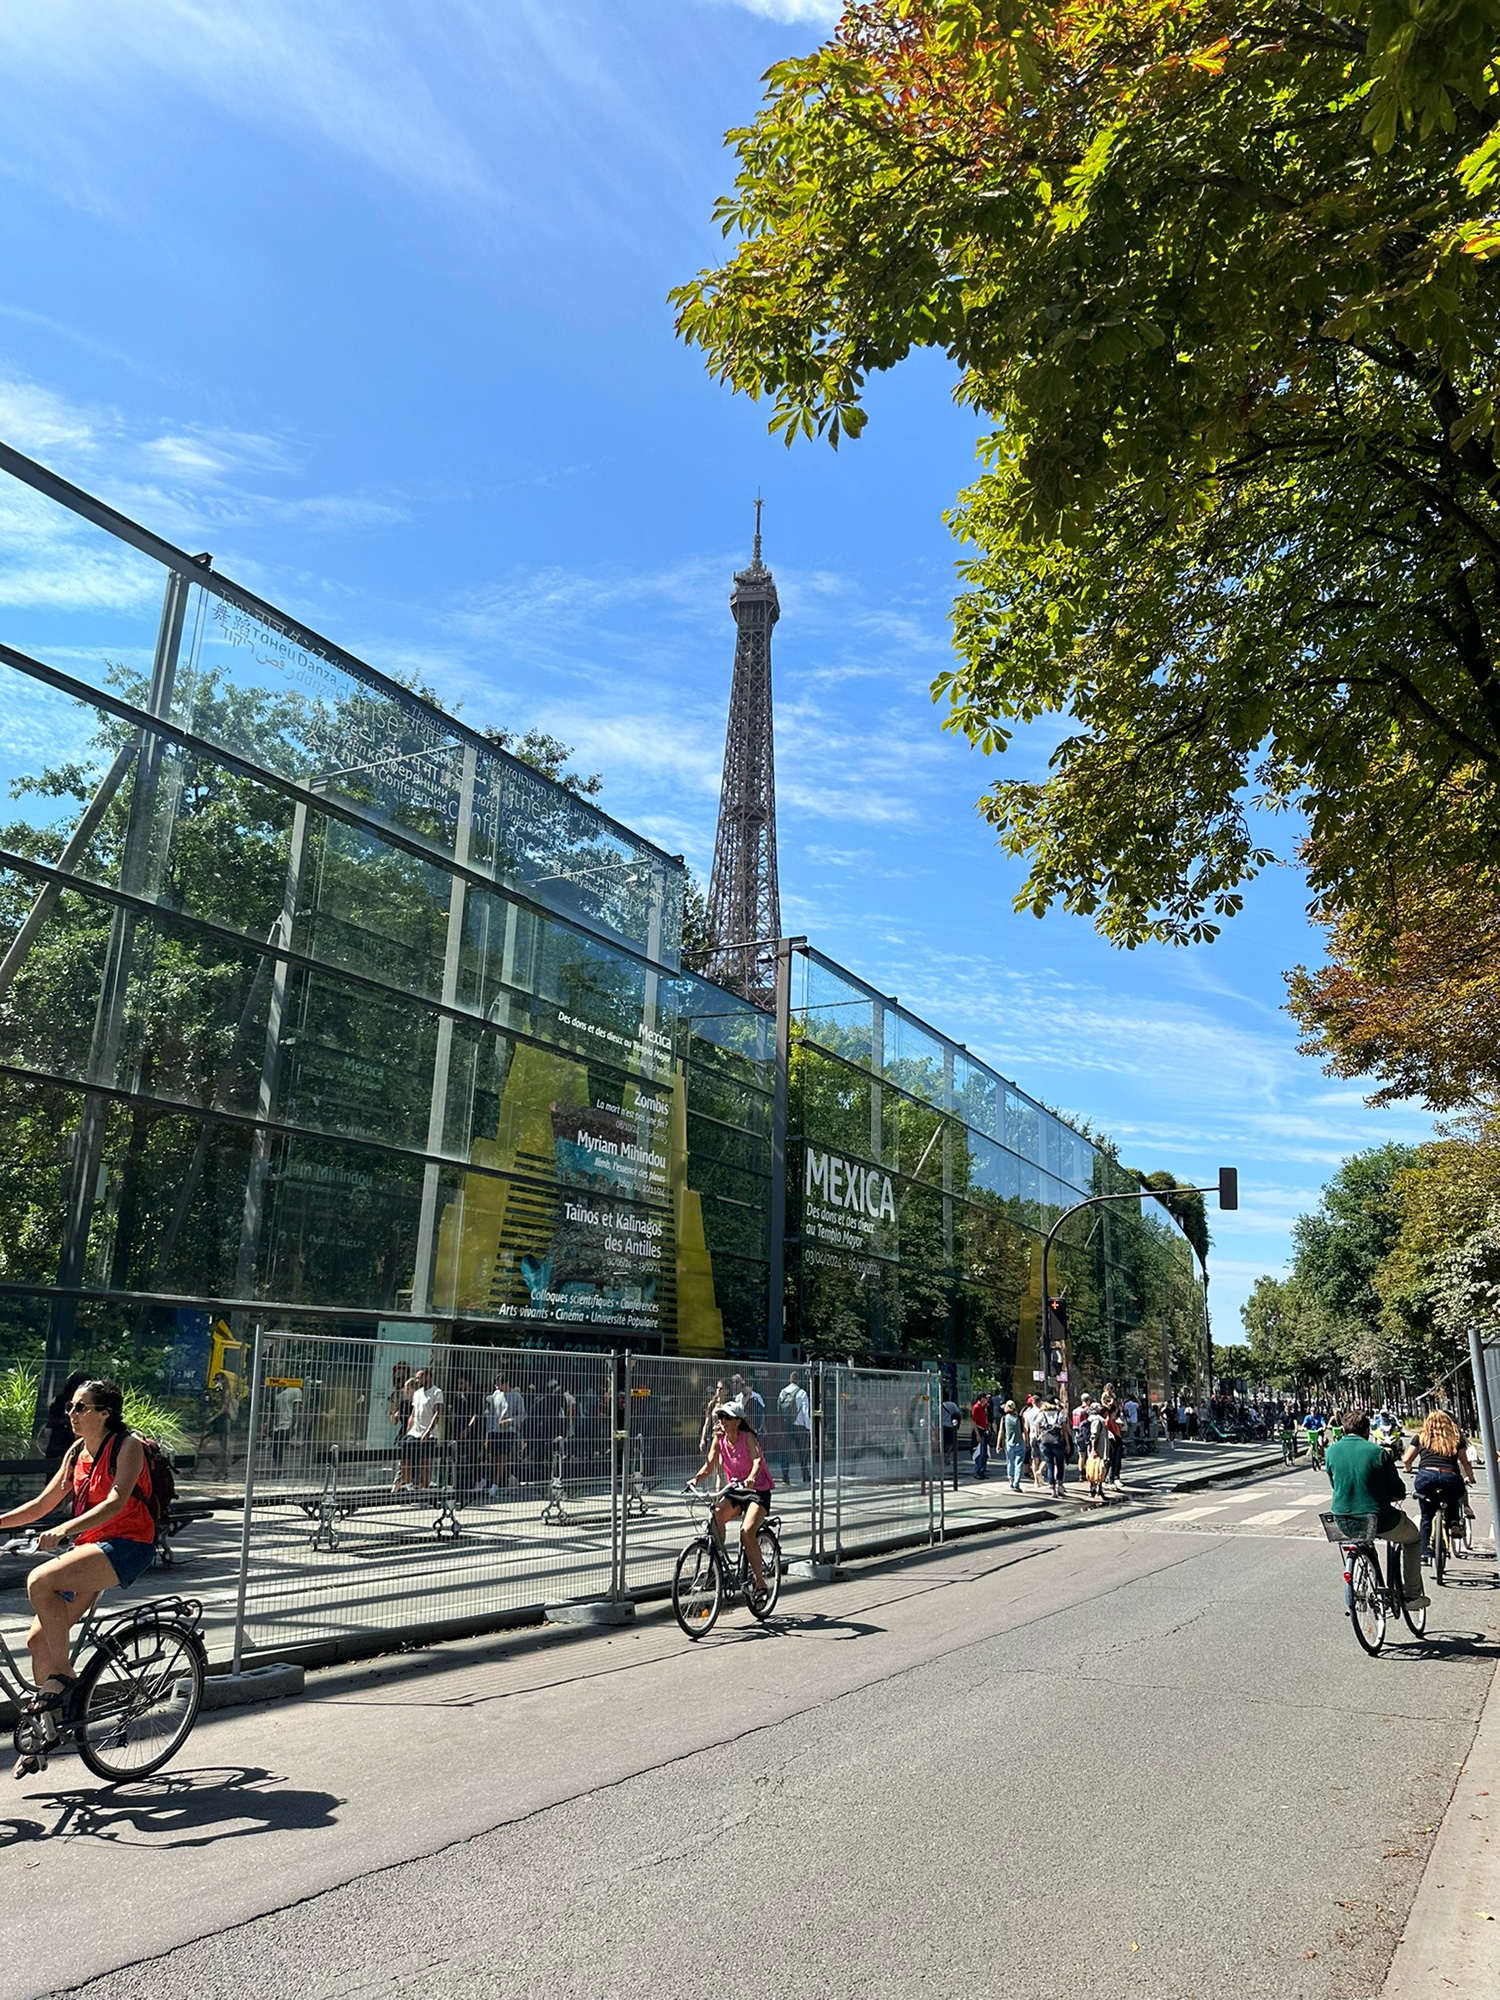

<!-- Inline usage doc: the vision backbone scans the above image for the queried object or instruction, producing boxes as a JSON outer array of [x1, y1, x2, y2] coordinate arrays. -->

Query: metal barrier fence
[[230, 1332, 938, 1666], [816, 1364, 943, 1564]]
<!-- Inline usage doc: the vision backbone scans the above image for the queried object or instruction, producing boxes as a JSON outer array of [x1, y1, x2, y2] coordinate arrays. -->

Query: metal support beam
[[0, 742, 137, 1002], [765, 936, 803, 1363], [234, 799, 310, 1306], [1467, 1328, 1500, 1585], [42, 568, 190, 1409], [412, 743, 477, 1316]]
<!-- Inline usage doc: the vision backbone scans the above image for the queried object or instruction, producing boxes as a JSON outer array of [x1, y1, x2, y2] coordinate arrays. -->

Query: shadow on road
[[0, 1764, 342, 1850]]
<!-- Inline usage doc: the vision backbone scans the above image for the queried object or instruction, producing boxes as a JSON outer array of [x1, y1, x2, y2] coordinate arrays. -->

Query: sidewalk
[[1382, 1651, 1500, 1998]]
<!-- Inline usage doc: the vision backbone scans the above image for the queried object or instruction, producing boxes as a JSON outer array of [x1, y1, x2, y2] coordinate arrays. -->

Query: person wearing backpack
[[1035, 1395, 1067, 1497], [778, 1373, 811, 1486], [0, 1377, 161, 1716]]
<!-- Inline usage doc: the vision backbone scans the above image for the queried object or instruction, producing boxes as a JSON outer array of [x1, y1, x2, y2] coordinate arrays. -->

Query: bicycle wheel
[[1348, 1552, 1386, 1656], [73, 1617, 205, 1781], [672, 1539, 722, 1639], [747, 1527, 782, 1621]]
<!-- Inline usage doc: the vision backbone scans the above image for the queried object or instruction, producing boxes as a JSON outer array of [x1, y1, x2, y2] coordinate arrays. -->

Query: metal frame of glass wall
[[0, 443, 774, 1411]]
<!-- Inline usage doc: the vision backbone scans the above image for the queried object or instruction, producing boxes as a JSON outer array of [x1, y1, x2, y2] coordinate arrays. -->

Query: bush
[[0, 1363, 40, 1457], [0, 1364, 191, 1458], [121, 1388, 192, 1457]]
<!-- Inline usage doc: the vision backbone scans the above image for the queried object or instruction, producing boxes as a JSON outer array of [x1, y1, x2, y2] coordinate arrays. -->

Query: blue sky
[[0, 0, 1434, 1336]]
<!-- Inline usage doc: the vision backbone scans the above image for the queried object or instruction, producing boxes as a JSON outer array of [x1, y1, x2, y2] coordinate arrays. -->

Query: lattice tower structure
[[706, 504, 781, 1007]]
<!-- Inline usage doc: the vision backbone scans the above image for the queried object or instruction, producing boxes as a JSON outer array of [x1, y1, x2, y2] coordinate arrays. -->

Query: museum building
[[0, 443, 1198, 1401]]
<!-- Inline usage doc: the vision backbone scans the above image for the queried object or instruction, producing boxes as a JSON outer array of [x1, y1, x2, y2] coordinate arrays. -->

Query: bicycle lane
[[2, 1473, 1494, 2000], [2, 1527, 1106, 1996]]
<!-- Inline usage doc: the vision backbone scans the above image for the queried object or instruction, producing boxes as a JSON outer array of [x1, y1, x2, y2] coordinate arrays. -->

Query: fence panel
[[826, 1364, 941, 1563], [619, 1355, 815, 1598], [234, 1331, 615, 1661]]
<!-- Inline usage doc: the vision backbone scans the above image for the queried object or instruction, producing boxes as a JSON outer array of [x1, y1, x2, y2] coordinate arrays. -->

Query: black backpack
[[68, 1431, 176, 1531]]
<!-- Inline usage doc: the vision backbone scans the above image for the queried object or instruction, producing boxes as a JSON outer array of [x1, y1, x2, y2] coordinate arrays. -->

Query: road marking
[[1170, 1503, 1233, 1521], [1241, 1507, 1305, 1526]]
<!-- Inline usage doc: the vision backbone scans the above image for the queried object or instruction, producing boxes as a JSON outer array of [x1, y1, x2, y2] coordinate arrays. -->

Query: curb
[[1382, 1657, 1500, 1997], [199, 1661, 305, 1711]]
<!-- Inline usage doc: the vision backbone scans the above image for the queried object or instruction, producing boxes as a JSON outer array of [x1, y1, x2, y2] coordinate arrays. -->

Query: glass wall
[[786, 947, 1203, 1394], [0, 447, 773, 1414]]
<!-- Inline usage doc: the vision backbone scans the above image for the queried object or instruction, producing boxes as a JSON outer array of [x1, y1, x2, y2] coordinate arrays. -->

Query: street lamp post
[[1038, 1168, 1239, 1405]]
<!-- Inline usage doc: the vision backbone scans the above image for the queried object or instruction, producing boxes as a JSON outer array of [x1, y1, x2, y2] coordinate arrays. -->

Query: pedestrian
[[1035, 1394, 1067, 1496], [388, 1363, 414, 1486], [733, 1371, 766, 1433], [401, 1367, 443, 1493], [700, 1377, 729, 1453], [970, 1388, 992, 1479], [1083, 1401, 1109, 1502], [35, 1372, 91, 1461], [1071, 1392, 1093, 1482], [194, 1370, 238, 1480], [1099, 1386, 1124, 1489], [270, 1381, 302, 1476], [1002, 1398, 1025, 1490], [1021, 1394, 1043, 1489], [1123, 1390, 1140, 1441], [484, 1373, 513, 1493], [777, 1371, 812, 1486], [450, 1372, 481, 1492], [941, 1391, 959, 1477]]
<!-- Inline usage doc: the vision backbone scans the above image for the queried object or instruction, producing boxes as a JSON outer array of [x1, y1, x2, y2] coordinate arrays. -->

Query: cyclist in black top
[[1399, 1410, 1474, 1561]]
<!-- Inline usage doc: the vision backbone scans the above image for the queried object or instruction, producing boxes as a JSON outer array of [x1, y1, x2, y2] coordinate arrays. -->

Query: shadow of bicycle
[[0, 1764, 341, 1850]]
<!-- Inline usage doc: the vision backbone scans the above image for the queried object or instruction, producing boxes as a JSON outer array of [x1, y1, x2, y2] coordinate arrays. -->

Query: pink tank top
[[719, 1429, 772, 1492]]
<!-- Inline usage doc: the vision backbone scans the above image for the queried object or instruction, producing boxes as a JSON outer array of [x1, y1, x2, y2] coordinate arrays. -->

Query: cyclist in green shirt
[[1326, 1409, 1428, 1610]]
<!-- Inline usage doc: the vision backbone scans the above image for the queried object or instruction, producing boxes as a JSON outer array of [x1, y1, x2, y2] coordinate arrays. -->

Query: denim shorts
[[90, 1537, 157, 1589]]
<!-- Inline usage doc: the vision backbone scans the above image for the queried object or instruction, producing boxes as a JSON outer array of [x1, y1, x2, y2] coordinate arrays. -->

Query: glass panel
[[174, 581, 680, 959]]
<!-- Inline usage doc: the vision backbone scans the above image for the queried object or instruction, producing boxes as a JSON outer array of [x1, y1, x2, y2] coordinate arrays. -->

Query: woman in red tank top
[[0, 1378, 155, 1713]]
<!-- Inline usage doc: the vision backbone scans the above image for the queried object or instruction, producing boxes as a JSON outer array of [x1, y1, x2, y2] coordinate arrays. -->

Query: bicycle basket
[[1320, 1511, 1379, 1545]]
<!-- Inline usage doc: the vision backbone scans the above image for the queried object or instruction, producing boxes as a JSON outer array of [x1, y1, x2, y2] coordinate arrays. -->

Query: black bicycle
[[1321, 1511, 1426, 1655], [1426, 1489, 1472, 1585], [1, 1535, 206, 1781], [672, 1488, 782, 1639]]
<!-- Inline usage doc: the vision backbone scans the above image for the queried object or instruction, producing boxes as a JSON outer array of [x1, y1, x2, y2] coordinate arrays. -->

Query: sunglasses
[[67, 1400, 96, 1414]]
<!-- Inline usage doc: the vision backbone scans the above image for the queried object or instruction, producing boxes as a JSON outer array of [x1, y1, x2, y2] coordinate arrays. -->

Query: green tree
[[479, 726, 602, 798], [674, 0, 1500, 948]]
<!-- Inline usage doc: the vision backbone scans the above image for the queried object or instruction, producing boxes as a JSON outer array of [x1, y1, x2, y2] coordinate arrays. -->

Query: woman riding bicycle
[[687, 1400, 773, 1597], [1400, 1411, 1474, 1563], [0, 1378, 155, 1716]]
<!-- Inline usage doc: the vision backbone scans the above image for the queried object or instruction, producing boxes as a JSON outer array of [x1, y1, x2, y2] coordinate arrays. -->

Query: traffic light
[[1046, 1295, 1069, 1338], [1218, 1166, 1239, 1211]]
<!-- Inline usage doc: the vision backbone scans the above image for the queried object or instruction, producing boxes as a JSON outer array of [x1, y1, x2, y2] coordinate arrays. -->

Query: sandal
[[24, 1674, 77, 1715]]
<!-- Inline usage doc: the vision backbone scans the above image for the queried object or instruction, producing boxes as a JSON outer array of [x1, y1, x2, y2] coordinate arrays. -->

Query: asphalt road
[[4, 1461, 1496, 2000]]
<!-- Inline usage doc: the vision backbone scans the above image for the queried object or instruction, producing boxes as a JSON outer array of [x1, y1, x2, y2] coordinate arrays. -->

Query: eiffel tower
[[705, 497, 781, 1007]]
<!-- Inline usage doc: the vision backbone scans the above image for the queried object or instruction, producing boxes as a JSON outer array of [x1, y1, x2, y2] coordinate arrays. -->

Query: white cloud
[[702, 0, 842, 23], [0, 371, 407, 561], [0, 1, 507, 213], [0, 378, 104, 458]]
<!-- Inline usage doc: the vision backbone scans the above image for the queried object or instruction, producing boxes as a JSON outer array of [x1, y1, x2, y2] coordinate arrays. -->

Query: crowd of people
[[954, 1383, 1174, 1503], [373, 1360, 817, 1502]]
